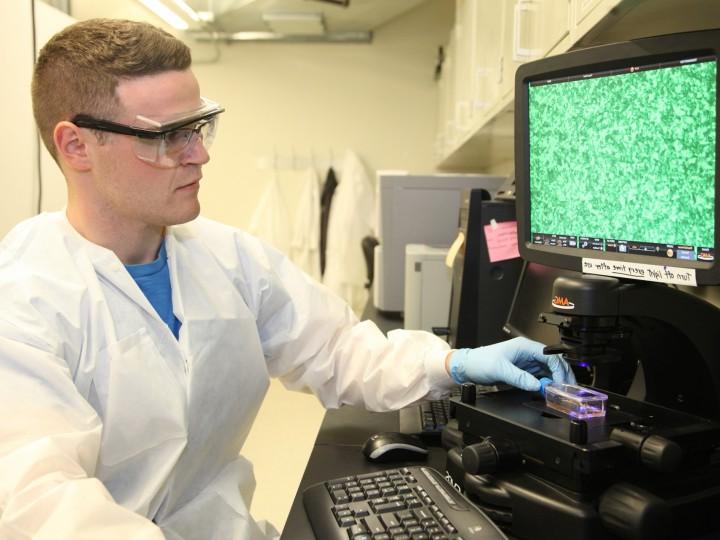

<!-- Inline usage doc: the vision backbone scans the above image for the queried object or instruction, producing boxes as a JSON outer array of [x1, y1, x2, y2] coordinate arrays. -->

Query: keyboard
[[399, 385, 502, 441], [398, 398, 452, 440], [303, 466, 508, 539]]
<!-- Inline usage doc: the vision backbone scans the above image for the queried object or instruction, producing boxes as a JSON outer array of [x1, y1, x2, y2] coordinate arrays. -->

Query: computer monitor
[[515, 29, 720, 285]]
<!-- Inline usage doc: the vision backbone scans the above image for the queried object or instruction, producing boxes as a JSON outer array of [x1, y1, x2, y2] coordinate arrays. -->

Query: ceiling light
[[305, 0, 350, 6], [171, 0, 199, 22], [263, 13, 325, 36], [197, 11, 215, 23], [138, 0, 189, 30]]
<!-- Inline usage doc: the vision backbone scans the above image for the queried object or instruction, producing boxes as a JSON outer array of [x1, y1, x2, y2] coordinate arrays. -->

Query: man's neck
[[66, 204, 165, 265]]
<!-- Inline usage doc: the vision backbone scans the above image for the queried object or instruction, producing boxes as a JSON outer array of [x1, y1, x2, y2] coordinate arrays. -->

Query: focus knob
[[460, 382, 476, 404], [599, 483, 670, 540], [640, 435, 682, 472], [610, 428, 683, 472], [462, 437, 519, 475]]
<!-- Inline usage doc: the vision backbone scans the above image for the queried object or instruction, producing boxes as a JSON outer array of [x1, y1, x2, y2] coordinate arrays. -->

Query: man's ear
[[53, 121, 92, 172]]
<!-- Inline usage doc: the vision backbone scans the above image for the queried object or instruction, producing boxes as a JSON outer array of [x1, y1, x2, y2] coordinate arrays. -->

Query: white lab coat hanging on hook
[[323, 150, 375, 315], [290, 167, 322, 281], [248, 163, 292, 255]]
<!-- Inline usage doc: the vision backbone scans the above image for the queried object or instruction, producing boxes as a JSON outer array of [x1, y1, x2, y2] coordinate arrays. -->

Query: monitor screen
[[515, 30, 720, 285]]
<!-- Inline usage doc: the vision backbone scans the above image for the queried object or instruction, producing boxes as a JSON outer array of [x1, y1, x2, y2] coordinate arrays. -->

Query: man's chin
[[167, 204, 201, 226]]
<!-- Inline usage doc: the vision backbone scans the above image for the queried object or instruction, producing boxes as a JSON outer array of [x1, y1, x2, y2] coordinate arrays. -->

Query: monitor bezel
[[515, 29, 720, 285]]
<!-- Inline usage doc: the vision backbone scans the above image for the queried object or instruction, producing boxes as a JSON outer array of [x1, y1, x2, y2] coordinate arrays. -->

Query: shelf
[[438, 92, 514, 172]]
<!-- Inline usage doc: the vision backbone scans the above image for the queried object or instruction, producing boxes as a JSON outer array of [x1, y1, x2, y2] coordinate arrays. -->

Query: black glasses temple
[[71, 115, 163, 139], [71, 109, 224, 140]]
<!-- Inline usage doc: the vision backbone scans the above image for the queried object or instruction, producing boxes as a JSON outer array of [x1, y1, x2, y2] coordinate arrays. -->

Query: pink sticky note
[[483, 220, 520, 263]]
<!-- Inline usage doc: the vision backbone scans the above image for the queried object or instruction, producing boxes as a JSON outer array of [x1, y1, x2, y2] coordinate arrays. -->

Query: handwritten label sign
[[484, 221, 520, 263], [445, 231, 465, 268], [582, 258, 697, 286]]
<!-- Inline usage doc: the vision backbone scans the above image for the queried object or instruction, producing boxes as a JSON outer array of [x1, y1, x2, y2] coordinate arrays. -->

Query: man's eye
[[166, 129, 193, 147]]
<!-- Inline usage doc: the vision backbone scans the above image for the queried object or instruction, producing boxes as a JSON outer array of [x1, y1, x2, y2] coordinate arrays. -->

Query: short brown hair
[[32, 18, 192, 161]]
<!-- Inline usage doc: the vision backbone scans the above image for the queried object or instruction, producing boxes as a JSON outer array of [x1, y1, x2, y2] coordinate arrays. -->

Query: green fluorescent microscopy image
[[529, 59, 716, 248]]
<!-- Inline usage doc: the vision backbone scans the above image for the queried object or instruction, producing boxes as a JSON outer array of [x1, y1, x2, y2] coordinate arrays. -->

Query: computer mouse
[[362, 432, 429, 463]]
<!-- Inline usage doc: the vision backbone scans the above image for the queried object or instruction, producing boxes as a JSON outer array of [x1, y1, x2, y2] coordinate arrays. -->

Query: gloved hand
[[448, 336, 576, 392]]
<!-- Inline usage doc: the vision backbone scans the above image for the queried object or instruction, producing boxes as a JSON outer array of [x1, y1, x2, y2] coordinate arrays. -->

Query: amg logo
[[552, 295, 575, 310], [444, 471, 462, 493]]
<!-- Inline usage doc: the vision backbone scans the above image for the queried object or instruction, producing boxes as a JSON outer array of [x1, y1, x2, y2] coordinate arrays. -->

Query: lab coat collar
[[56, 213, 176, 330]]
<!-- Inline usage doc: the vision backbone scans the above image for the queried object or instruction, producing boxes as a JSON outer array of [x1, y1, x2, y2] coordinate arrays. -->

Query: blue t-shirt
[[125, 241, 181, 339]]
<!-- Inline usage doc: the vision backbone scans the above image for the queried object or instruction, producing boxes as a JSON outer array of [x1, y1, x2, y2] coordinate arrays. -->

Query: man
[[0, 19, 574, 540]]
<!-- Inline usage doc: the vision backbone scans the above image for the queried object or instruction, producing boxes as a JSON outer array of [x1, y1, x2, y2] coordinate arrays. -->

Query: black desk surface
[[280, 406, 447, 539]]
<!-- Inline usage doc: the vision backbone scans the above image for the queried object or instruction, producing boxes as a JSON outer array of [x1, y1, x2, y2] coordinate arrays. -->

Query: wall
[[0, 2, 37, 236], [193, 1, 453, 229], [70, 0, 454, 230], [34, 2, 76, 213], [2, 0, 453, 237]]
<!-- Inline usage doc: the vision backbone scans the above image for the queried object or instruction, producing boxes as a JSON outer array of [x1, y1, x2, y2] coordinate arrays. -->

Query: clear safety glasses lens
[[132, 114, 220, 168]]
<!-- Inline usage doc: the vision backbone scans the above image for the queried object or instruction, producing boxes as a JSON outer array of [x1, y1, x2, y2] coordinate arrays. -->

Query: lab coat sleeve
[[234, 233, 456, 411], [0, 333, 165, 539]]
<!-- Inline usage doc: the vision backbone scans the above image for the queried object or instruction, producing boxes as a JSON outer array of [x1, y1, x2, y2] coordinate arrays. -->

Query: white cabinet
[[473, 1, 506, 114], [508, 0, 570, 65], [573, 0, 605, 27], [453, 0, 476, 133], [437, 0, 619, 170], [571, 0, 621, 42], [436, 28, 456, 157]]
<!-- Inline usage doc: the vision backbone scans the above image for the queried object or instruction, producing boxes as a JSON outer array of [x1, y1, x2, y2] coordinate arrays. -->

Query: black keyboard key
[[363, 515, 385, 535], [379, 514, 400, 529], [403, 517, 419, 526], [364, 489, 380, 499], [348, 502, 371, 518], [406, 497, 422, 508], [396, 510, 414, 521], [372, 501, 406, 514], [337, 516, 355, 527], [330, 488, 346, 500], [348, 524, 367, 537]]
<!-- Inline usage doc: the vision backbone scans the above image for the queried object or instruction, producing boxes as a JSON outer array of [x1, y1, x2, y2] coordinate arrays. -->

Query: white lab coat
[[0, 212, 454, 539], [248, 170, 292, 255], [289, 168, 322, 281], [323, 150, 375, 315]]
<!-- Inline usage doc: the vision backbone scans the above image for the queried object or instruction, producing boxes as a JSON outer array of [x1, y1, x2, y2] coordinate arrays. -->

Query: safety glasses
[[72, 97, 225, 168]]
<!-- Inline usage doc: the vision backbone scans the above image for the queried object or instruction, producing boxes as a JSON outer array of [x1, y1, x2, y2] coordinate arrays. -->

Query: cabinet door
[[512, 0, 571, 61], [573, 0, 604, 26], [500, 0, 570, 98], [454, 0, 476, 132], [472, 0, 506, 117], [571, 0, 622, 42], [438, 28, 457, 153]]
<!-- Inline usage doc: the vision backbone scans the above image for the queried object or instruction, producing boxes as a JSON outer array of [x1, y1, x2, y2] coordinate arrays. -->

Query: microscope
[[445, 27, 720, 539], [445, 275, 720, 540]]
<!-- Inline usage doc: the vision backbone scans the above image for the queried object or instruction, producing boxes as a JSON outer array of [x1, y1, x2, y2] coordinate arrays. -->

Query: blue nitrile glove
[[538, 377, 554, 396], [448, 337, 576, 392]]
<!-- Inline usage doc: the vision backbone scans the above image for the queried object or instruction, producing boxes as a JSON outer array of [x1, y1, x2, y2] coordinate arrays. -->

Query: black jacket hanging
[[319, 167, 338, 276]]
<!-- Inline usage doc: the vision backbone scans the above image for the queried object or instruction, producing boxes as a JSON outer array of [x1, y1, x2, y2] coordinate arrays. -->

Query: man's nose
[[181, 134, 210, 166]]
